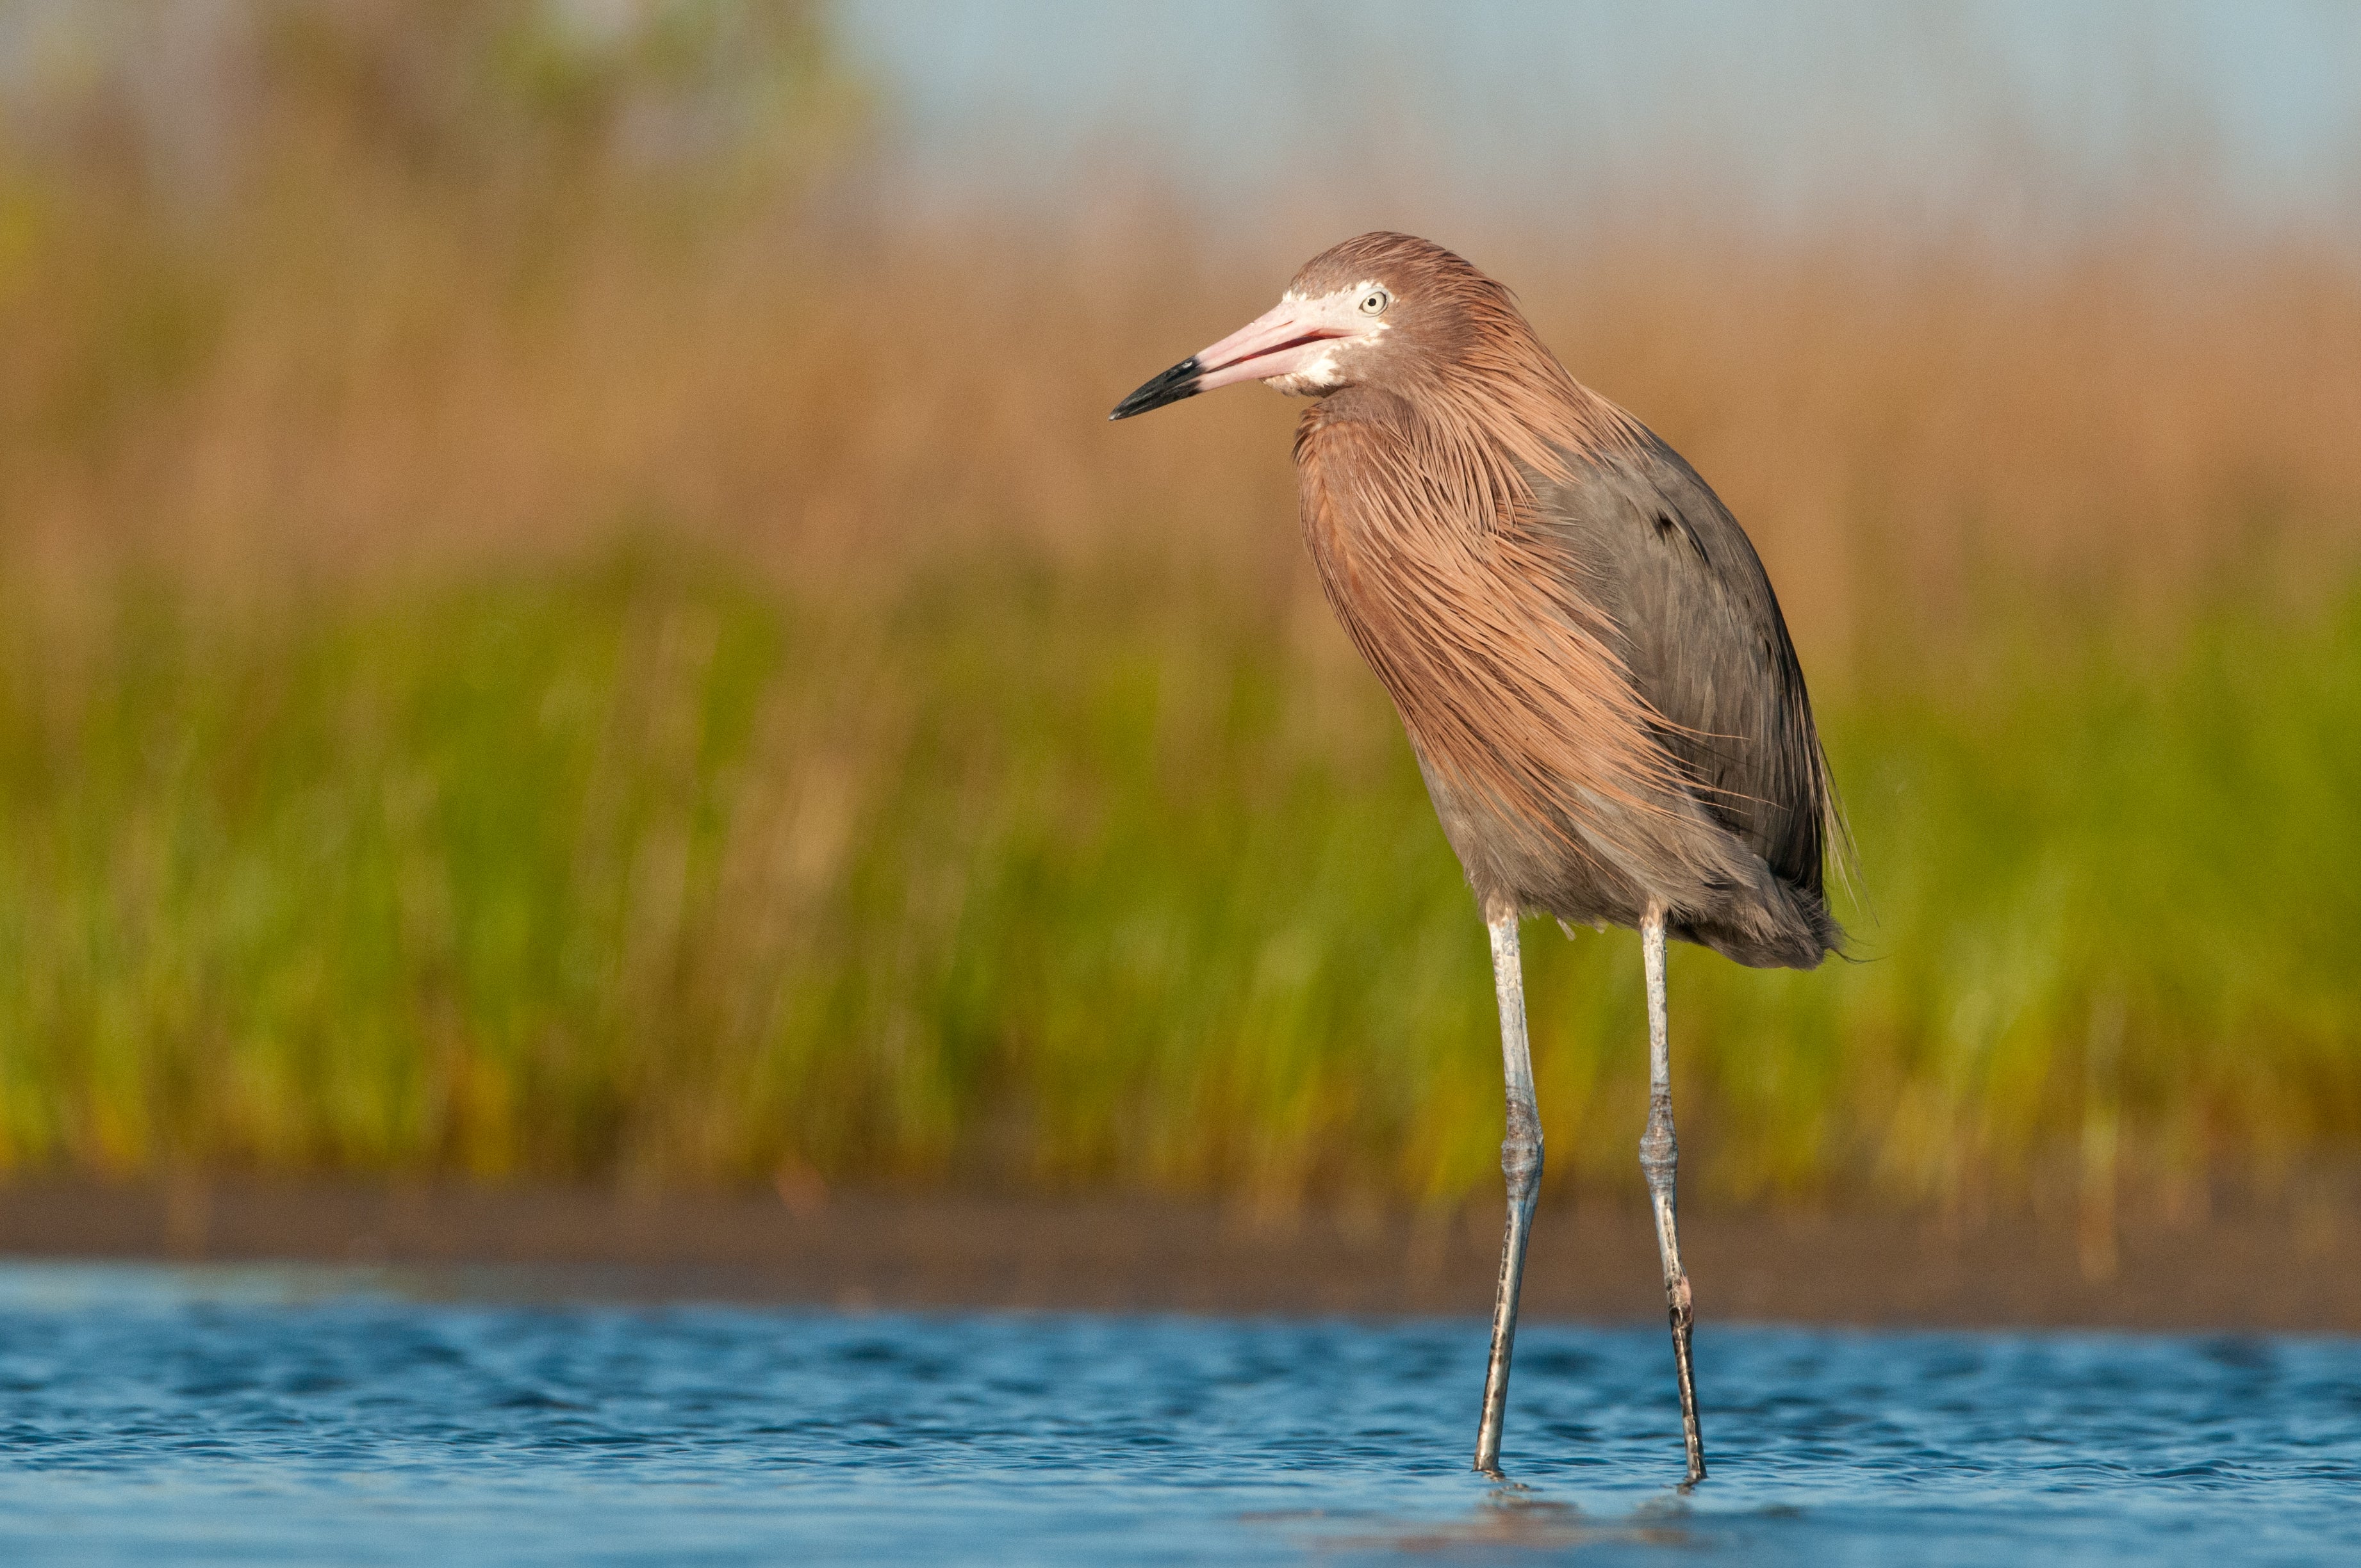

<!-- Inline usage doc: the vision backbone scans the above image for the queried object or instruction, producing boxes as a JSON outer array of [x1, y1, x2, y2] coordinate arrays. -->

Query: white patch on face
[[1269, 345, 1342, 395], [1260, 285, 1387, 395]]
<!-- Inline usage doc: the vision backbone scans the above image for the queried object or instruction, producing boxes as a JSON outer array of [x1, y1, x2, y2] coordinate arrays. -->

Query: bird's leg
[[1473, 912, 1542, 1479], [1640, 907, 1706, 1485]]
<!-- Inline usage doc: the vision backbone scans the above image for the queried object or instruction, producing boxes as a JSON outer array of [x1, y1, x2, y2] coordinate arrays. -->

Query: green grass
[[2, 554, 2357, 1213]]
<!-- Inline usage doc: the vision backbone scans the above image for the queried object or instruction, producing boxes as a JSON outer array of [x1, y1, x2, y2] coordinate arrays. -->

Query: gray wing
[[1531, 427, 1838, 903]]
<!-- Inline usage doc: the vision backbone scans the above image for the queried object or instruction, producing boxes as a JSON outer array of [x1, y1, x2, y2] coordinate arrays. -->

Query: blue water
[[0, 1264, 2354, 1565]]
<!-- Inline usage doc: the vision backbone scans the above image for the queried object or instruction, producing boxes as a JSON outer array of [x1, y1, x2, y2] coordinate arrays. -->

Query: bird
[[1110, 232, 1847, 1485]]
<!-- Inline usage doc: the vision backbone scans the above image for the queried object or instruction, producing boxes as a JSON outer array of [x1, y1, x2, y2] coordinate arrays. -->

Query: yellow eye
[[1358, 288, 1390, 316]]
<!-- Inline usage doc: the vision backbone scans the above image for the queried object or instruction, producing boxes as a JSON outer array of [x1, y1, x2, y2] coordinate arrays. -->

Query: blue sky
[[835, 1, 2361, 233]]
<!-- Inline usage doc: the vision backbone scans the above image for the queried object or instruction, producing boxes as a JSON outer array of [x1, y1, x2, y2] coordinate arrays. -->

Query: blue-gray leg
[[1474, 913, 1542, 1478], [1641, 908, 1706, 1484]]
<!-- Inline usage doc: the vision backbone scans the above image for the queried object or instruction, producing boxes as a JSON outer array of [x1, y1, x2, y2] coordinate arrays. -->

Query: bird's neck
[[1297, 355, 1639, 533], [1426, 343, 1640, 480]]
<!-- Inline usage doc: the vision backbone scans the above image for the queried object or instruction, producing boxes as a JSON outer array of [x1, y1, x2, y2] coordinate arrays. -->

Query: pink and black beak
[[1108, 355, 1205, 421], [1108, 293, 1365, 420]]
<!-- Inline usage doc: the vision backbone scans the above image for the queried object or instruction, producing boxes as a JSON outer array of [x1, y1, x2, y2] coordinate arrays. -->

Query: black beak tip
[[1108, 356, 1202, 421]]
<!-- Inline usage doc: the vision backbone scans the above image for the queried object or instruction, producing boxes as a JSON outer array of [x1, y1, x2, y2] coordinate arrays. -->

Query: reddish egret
[[1111, 233, 1846, 1483]]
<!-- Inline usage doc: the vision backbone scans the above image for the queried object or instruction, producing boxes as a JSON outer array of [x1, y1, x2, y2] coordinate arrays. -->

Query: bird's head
[[1110, 232, 1500, 421]]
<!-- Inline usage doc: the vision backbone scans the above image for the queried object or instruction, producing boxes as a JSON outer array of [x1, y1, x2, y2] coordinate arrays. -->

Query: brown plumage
[[1278, 232, 1841, 966], [1111, 231, 1852, 1481]]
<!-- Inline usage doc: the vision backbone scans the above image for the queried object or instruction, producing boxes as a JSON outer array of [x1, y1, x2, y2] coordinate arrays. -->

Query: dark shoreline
[[1, 1179, 2353, 1333]]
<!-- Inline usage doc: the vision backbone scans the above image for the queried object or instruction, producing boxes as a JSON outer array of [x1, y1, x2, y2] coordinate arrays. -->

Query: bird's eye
[[1358, 288, 1390, 316]]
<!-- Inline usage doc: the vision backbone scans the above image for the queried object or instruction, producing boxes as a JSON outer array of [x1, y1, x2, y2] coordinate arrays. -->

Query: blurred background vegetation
[[0, 1, 2357, 1246]]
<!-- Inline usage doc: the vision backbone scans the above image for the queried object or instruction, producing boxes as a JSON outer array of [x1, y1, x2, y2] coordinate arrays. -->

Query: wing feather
[[1530, 429, 1843, 902]]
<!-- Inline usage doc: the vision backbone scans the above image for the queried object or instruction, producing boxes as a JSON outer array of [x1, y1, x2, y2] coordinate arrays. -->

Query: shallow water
[[0, 1264, 2353, 1565]]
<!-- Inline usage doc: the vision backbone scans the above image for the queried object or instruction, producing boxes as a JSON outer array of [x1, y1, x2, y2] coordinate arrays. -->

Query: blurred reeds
[[2, 3, 2358, 1227]]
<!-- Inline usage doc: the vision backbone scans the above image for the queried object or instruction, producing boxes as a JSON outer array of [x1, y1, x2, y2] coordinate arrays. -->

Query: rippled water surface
[[0, 1262, 2354, 1564]]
